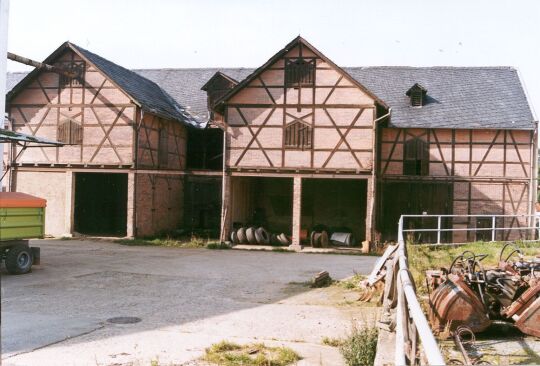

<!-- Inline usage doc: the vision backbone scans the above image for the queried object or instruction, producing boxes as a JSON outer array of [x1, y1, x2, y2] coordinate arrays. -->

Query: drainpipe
[[219, 118, 228, 243], [528, 122, 538, 231], [132, 108, 144, 238], [369, 107, 391, 242]]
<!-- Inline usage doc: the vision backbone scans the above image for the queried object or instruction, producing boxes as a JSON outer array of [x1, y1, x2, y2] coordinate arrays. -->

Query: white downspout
[[369, 107, 391, 242]]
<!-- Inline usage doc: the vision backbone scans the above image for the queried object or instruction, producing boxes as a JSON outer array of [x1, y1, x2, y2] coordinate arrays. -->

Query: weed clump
[[203, 341, 300, 366], [339, 324, 378, 366]]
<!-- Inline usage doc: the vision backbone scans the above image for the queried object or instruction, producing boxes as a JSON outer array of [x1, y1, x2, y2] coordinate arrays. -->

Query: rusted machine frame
[[7, 51, 78, 78]]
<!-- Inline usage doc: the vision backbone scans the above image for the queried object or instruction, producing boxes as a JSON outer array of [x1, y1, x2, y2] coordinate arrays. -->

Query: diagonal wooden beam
[[322, 108, 364, 168], [234, 107, 276, 167], [431, 129, 450, 176], [322, 75, 343, 105], [382, 129, 402, 175], [257, 76, 276, 104], [473, 130, 501, 176], [16, 106, 52, 162], [89, 106, 125, 163], [508, 131, 529, 177]]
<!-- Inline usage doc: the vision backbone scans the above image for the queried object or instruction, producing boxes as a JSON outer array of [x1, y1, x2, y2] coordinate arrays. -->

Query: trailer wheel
[[5, 244, 33, 275]]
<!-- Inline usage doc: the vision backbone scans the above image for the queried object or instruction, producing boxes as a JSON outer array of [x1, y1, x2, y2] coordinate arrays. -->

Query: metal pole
[[398, 215, 404, 243], [395, 278, 406, 366], [491, 216, 496, 242], [437, 215, 441, 244], [0, 0, 9, 186]]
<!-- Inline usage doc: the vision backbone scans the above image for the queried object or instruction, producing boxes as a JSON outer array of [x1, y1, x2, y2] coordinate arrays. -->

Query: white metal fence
[[399, 214, 539, 245]]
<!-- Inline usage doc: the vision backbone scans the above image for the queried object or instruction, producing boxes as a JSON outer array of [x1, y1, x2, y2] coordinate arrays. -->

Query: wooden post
[[0, 0, 9, 187], [290, 176, 302, 250]]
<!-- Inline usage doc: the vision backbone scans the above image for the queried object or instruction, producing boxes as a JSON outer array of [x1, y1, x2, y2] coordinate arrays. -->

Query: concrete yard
[[1, 239, 379, 366]]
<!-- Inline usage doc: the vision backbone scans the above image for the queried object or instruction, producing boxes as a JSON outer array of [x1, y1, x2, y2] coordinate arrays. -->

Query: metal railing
[[386, 214, 540, 365], [393, 217, 446, 366], [399, 214, 539, 245]]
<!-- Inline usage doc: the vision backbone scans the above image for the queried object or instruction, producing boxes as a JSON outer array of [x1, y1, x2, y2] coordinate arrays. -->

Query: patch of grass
[[206, 242, 231, 250], [408, 241, 540, 294], [115, 234, 220, 249], [203, 341, 301, 366], [335, 274, 366, 289], [272, 247, 292, 253], [60, 236, 72, 240], [339, 323, 378, 366], [321, 336, 343, 347]]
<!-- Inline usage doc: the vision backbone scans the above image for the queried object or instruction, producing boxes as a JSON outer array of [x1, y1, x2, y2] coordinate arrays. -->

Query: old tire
[[255, 227, 270, 244], [270, 233, 280, 246], [230, 231, 239, 244], [312, 232, 322, 248], [237, 227, 247, 244], [277, 233, 289, 245], [5, 244, 33, 275], [320, 231, 329, 248], [246, 227, 257, 244], [310, 231, 317, 247]]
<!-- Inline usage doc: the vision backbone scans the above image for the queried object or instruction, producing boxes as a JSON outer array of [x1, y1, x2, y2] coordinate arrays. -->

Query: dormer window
[[406, 83, 427, 107], [285, 58, 315, 87]]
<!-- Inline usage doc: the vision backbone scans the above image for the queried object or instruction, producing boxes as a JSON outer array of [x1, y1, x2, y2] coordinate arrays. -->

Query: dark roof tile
[[8, 65, 535, 130]]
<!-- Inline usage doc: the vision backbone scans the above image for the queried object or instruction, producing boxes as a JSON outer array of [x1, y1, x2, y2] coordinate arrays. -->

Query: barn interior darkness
[[74, 173, 128, 236], [301, 179, 367, 244], [231, 177, 293, 235], [186, 127, 223, 170], [183, 176, 222, 235]]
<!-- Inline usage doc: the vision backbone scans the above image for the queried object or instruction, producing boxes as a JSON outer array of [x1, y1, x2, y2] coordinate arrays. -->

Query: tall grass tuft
[[339, 323, 379, 366]]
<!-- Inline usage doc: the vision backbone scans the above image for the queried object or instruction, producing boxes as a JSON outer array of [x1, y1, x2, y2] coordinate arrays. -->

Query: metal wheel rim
[[17, 252, 30, 268]]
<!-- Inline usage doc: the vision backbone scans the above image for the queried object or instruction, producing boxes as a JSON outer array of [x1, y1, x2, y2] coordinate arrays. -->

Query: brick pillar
[[126, 172, 136, 238], [63, 171, 74, 237], [290, 176, 303, 250]]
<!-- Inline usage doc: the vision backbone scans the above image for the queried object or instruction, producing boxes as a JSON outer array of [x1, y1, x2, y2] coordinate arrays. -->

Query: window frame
[[284, 121, 312, 150], [284, 58, 316, 87], [403, 138, 429, 176], [57, 118, 83, 145]]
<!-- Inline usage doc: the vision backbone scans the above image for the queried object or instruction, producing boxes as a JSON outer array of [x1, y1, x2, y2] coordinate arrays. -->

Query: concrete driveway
[[1, 239, 379, 366]]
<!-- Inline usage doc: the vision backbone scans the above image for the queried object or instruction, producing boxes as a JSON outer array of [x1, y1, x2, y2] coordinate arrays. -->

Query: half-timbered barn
[[4, 36, 537, 245], [4, 42, 201, 237]]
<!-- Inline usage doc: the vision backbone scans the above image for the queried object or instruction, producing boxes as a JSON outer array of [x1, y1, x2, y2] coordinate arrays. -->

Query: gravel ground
[[1, 239, 379, 366]]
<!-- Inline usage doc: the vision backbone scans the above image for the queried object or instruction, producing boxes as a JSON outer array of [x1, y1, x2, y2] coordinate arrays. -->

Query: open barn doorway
[[74, 173, 128, 236], [301, 179, 367, 245], [229, 177, 293, 237]]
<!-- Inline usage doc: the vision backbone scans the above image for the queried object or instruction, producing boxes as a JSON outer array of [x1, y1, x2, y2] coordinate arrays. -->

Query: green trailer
[[0, 192, 46, 274]]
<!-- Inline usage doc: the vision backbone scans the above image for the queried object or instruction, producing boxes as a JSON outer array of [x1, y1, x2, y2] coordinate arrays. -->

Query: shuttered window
[[285, 58, 315, 86], [403, 138, 428, 175], [158, 128, 168, 168], [57, 119, 83, 145], [410, 90, 423, 107], [284, 122, 312, 149], [59, 61, 85, 87]]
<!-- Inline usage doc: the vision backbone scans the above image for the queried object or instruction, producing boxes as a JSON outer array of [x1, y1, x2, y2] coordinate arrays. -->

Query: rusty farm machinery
[[427, 243, 540, 338]]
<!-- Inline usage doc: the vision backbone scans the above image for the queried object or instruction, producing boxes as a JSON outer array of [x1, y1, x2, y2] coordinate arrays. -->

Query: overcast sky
[[5, 0, 540, 118]]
